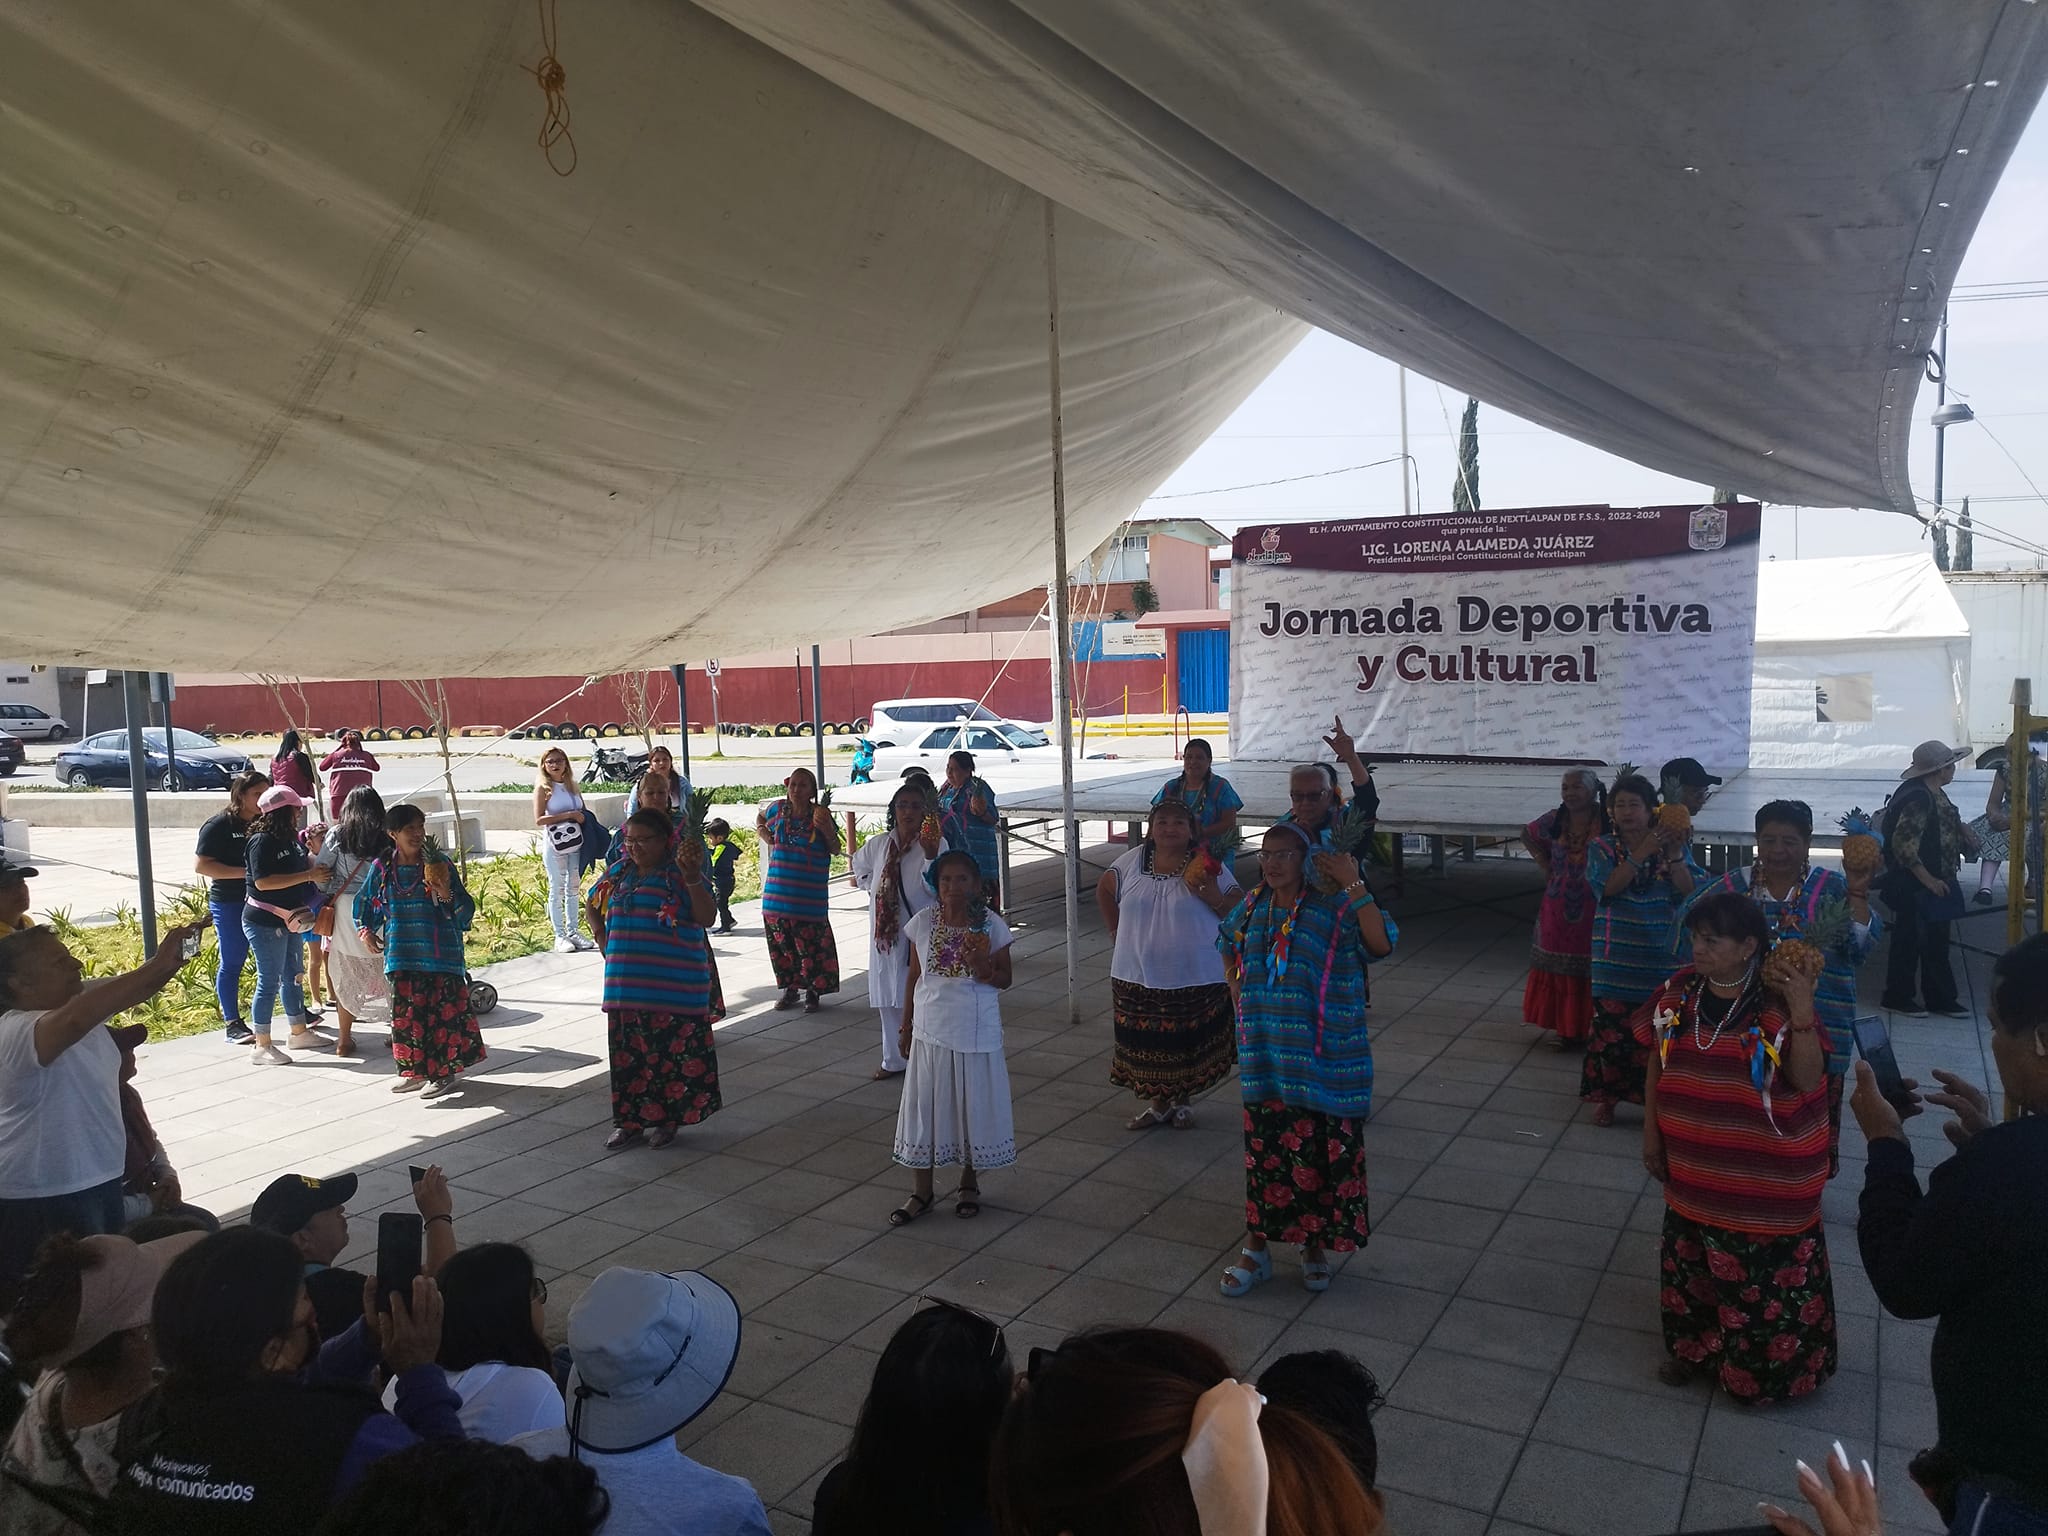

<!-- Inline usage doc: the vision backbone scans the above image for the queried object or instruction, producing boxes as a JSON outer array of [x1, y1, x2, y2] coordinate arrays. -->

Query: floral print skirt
[[1242, 1099, 1370, 1252], [607, 1008, 723, 1132], [1579, 996, 1648, 1105], [390, 970, 484, 1081], [765, 914, 840, 995], [1660, 1207, 1836, 1404], [1109, 979, 1236, 1101]]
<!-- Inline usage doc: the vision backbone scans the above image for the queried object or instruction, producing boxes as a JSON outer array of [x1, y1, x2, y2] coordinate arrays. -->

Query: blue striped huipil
[[353, 860, 474, 977], [1681, 866, 1877, 1079], [1217, 887, 1398, 1119], [939, 779, 1001, 883], [1584, 837, 1699, 1004], [1154, 772, 1244, 853], [592, 861, 716, 1017], [760, 801, 831, 922]]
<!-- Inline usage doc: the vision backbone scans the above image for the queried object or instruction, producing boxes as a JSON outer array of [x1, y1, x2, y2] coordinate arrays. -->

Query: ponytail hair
[[1547, 768, 1611, 839]]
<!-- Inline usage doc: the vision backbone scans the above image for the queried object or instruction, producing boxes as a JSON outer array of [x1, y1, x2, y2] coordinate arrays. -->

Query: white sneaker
[[250, 1043, 291, 1066], [570, 935, 595, 952], [552, 937, 578, 954], [421, 1074, 461, 1099]]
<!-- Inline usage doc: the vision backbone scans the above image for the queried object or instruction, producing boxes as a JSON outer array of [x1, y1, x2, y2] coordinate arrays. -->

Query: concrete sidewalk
[[130, 849, 1996, 1536]]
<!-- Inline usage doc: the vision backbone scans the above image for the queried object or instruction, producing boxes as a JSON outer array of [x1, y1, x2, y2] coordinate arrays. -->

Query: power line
[[1974, 419, 2048, 521], [1144, 454, 1409, 500]]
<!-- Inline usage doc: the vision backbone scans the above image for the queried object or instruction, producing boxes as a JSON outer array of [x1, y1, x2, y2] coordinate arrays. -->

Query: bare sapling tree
[[254, 673, 325, 805], [618, 669, 665, 754], [396, 678, 468, 873]]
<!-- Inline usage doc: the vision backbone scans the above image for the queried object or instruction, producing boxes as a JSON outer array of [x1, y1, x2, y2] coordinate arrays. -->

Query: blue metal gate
[[1177, 628, 1230, 713]]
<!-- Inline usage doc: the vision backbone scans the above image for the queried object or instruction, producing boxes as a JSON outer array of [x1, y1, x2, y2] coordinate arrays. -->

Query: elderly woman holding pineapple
[[1579, 772, 1702, 1126], [1679, 800, 1878, 1172], [1215, 820, 1395, 1299]]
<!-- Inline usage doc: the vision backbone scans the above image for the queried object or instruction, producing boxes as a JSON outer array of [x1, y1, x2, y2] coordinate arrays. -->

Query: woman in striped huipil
[[1579, 773, 1701, 1126], [757, 768, 843, 1013], [1639, 892, 1835, 1404], [586, 808, 725, 1151]]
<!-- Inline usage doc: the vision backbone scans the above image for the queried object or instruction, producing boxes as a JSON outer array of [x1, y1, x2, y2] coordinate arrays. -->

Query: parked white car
[[0, 702, 67, 740], [866, 697, 1048, 748], [869, 721, 1050, 779]]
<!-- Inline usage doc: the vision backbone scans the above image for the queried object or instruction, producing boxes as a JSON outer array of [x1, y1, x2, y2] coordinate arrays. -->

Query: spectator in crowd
[[0, 1230, 204, 1534], [850, 783, 946, 1080], [108, 1024, 217, 1233], [585, 808, 725, 1152], [756, 768, 842, 1013], [0, 920, 205, 1288], [354, 803, 483, 1098], [511, 1265, 769, 1536], [1856, 933, 2048, 1533], [1154, 737, 1243, 858], [813, 1297, 1011, 1536], [243, 783, 323, 1064], [1579, 772, 1699, 1126], [313, 1437, 610, 1536], [269, 728, 319, 802], [1640, 893, 1835, 1403], [251, 1166, 456, 1341], [704, 819, 739, 934], [377, 1243, 560, 1442], [1, 856, 39, 936], [936, 751, 1003, 912], [889, 850, 1016, 1226], [534, 748, 594, 954], [1968, 736, 2047, 907], [1520, 768, 1608, 1048], [1282, 717, 1379, 849], [192, 771, 270, 1043], [1216, 822, 1393, 1297], [106, 1227, 460, 1533], [1099, 799, 1238, 1130], [1760, 1443, 1888, 1536], [991, 1327, 1379, 1536], [1254, 1350, 1384, 1504], [1683, 799, 1878, 1174], [317, 730, 382, 823], [1880, 741, 1981, 1019], [1659, 756, 1721, 814], [637, 745, 690, 819], [314, 787, 393, 1058]]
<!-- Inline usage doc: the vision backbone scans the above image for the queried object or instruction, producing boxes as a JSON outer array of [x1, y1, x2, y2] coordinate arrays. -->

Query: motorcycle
[[582, 744, 650, 785], [850, 737, 876, 785]]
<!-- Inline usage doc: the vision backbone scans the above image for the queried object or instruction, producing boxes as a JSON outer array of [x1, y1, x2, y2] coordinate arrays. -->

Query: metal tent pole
[[1044, 197, 1081, 1024], [669, 665, 690, 778], [121, 671, 159, 956], [811, 645, 826, 789]]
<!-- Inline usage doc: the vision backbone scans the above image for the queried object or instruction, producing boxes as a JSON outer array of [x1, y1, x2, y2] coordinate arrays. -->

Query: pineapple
[[422, 833, 453, 898], [921, 811, 942, 843], [1311, 802, 1376, 894], [1839, 809, 1883, 882], [1183, 848, 1222, 889], [1654, 802, 1693, 840], [1768, 896, 1851, 978]]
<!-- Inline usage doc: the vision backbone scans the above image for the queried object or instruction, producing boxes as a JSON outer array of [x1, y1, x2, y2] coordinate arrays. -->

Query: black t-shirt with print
[[194, 813, 250, 906], [244, 831, 314, 929]]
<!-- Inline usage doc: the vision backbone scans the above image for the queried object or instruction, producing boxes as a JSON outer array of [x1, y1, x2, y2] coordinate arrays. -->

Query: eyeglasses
[[531, 1275, 549, 1304], [918, 1293, 1005, 1360], [1255, 848, 1304, 862]]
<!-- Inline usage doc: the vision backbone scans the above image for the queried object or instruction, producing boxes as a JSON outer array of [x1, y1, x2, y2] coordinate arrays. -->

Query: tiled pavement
[[136, 848, 2001, 1536]]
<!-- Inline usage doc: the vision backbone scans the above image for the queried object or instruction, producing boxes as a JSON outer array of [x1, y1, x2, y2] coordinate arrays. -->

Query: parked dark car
[[0, 730, 21, 777], [54, 729, 252, 790]]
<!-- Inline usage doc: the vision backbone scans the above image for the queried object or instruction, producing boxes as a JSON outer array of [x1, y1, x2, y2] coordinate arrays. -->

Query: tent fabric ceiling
[[706, 0, 2048, 515], [3, 3, 2044, 677], [0, 1, 1301, 675]]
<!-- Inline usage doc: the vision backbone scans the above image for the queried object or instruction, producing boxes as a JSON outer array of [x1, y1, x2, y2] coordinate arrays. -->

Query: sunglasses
[[918, 1293, 1005, 1360], [531, 1275, 549, 1304]]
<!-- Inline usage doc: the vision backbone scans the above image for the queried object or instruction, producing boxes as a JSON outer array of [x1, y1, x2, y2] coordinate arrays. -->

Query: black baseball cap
[[1660, 758, 1723, 789], [250, 1172, 357, 1235], [0, 857, 38, 883]]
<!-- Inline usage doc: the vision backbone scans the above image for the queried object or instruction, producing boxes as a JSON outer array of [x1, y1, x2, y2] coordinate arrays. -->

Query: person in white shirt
[[0, 920, 205, 1289], [848, 783, 946, 1080], [381, 1242, 561, 1442], [888, 850, 1016, 1226], [1096, 799, 1240, 1131], [534, 748, 594, 953], [512, 1265, 769, 1536]]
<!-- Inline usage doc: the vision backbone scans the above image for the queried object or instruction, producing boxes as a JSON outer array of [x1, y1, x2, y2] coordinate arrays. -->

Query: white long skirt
[[891, 1038, 1017, 1170], [325, 916, 391, 1022]]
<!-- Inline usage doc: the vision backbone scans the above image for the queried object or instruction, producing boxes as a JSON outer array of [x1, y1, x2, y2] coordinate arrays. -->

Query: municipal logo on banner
[[1229, 503, 1761, 763]]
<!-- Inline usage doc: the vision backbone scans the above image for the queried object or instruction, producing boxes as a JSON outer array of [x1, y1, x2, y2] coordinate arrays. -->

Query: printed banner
[[1230, 503, 1760, 762]]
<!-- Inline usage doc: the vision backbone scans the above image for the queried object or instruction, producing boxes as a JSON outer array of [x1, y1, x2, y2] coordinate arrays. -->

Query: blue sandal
[[1302, 1253, 1333, 1293], [1219, 1246, 1273, 1298]]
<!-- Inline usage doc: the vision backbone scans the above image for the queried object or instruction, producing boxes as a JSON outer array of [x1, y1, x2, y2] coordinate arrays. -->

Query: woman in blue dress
[[756, 767, 842, 1012], [1152, 737, 1243, 858]]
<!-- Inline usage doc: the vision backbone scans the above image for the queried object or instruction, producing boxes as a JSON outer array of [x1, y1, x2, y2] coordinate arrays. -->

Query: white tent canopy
[[1750, 554, 1970, 771], [1, 1, 2044, 674]]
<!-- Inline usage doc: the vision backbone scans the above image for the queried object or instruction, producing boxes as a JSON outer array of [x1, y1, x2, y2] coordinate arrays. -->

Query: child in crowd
[[889, 849, 1016, 1225], [355, 804, 484, 1099], [705, 819, 739, 934]]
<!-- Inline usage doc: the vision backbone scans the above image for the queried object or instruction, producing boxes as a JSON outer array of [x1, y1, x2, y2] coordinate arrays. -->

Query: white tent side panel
[[1748, 554, 1970, 770]]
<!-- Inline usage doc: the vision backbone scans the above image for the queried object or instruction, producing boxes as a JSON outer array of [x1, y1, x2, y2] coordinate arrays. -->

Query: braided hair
[[1545, 767, 1611, 840]]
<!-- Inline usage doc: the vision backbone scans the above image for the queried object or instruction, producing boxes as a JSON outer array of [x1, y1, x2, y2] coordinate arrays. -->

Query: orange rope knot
[[527, 0, 576, 176]]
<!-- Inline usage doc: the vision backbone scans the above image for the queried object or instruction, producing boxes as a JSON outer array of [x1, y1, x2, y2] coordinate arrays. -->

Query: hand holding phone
[[375, 1211, 424, 1314], [1849, 1016, 1919, 1117]]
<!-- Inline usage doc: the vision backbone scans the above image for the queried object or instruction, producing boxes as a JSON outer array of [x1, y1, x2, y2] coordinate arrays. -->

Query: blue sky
[[1145, 101, 2048, 568]]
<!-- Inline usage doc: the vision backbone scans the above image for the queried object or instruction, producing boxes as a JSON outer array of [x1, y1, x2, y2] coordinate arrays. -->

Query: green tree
[[1710, 487, 1737, 503], [1130, 579, 1160, 616], [1451, 397, 1480, 512], [1956, 496, 1973, 572], [1931, 521, 1951, 572]]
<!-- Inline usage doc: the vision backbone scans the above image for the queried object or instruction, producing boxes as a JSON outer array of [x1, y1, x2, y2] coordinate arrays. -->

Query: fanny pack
[[246, 897, 316, 933]]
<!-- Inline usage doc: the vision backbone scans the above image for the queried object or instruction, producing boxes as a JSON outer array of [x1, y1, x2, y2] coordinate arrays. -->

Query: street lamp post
[[1930, 310, 1976, 517]]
